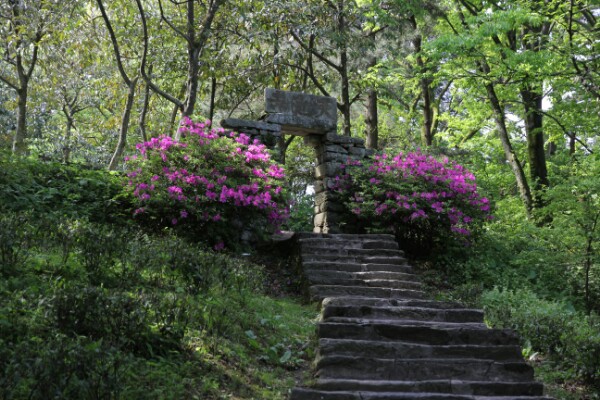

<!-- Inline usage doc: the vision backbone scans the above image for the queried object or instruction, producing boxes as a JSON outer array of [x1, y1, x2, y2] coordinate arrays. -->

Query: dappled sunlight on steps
[[289, 233, 553, 400]]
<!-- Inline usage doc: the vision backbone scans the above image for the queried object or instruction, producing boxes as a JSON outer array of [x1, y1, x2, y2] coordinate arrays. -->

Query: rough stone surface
[[265, 88, 337, 126], [220, 117, 281, 133], [289, 233, 554, 400]]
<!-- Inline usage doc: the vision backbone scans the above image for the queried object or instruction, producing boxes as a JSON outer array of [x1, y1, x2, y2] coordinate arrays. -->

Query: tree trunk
[[521, 86, 549, 192], [365, 57, 379, 150], [63, 114, 74, 163], [338, 0, 351, 137], [139, 66, 152, 143], [12, 86, 28, 154], [209, 75, 217, 123], [108, 78, 138, 171], [410, 20, 434, 147], [486, 82, 534, 217]]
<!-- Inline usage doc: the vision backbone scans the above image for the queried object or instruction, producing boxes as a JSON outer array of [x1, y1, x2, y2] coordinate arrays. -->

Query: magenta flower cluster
[[333, 151, 491, 238], [125, 117, 289, 241]]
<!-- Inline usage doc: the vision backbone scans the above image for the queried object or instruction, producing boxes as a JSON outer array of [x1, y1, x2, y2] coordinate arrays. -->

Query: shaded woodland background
[[1, 0, 599, 398]]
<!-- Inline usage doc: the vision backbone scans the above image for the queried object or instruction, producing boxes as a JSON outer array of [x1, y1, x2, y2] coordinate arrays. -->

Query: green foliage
[[285, 193, 314, 232], [482, 288, 600, 386], [0, 153, 129, 222], [0, 157, 316, 399]]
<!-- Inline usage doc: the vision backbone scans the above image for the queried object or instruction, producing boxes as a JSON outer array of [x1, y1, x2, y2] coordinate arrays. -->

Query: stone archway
[[221, 88, 372, 233]]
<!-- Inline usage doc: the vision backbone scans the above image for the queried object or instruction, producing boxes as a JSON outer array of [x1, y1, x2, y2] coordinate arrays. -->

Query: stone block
[[316, 162, 342, 179], [348, 146, 366, 158], [220, 118, 281, 134], [324, 144, 348, 154], [264, 113, 335, 135], [314, 180, 325, 194], [323, 152, 351, 163], [265, 88, 337, 124]]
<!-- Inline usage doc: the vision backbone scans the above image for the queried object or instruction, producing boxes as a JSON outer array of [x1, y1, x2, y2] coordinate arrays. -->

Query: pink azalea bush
[[125, 118, 289, 248], [333, 152, 491, 252]]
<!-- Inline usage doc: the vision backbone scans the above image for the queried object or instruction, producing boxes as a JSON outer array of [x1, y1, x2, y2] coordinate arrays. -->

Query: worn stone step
[[301, 247, 404, 257], [303, 261, 413, 274], [318, 322, 520, 346], [290, 388, 552, 400], [321, 305, 483, 323], [299, 238, 400, 250], [312, 379, 544, 396], [310, 285, 425, 301], [316, 356, 534, 381], [321, 318, 486, 330], [296, 233, 397, 241], [317, 339, 523, 361], [308, 275, 422, 290], [321, 297, 475, 310], [305, 270, 421, 284], [302, 254, 408, 265]]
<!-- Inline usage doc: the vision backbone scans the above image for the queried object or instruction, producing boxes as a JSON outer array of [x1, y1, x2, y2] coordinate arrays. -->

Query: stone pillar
[[311, 131, 372, 233]]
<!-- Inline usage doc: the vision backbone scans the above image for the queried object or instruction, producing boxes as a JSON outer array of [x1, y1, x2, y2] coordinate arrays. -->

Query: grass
[[0, 215, 319, 399]]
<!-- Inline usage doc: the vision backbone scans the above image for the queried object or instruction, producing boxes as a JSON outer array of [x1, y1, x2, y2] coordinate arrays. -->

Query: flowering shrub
[[125, 118, 289, 248], [333, 152, 491, 253]]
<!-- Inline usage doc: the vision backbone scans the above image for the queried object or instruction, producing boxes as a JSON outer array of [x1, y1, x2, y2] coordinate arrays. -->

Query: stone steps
[[305, 270, 421, 283], [316, 355, 534, 381], [303, 261, 413, 273], [301, 247, 405, 257], [302, 254, 409, 265], [291, 388, 552, 400], [321, 305, 483, 323], [317, 339, 523, 361], [310, 285, 425, 301], [289, 233, 552, 400], [318, 321, 519, 345], [312, 379, 545, 396]]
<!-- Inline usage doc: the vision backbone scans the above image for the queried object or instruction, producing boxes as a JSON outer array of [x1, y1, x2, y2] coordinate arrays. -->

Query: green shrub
[[0, 154, 129, 222], [0, 213, 35, 277], [1, 335, 128, 400], [482, 288, 600, 385]]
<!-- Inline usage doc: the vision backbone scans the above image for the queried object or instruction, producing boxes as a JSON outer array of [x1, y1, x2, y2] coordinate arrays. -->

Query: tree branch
[[0, 74, 18, 90], [96, 0, 132, 86], [290, 29, 342, 72], [135, 0, 183, 108], [541, 110, 594, 154], [158, 0, 188, 41]]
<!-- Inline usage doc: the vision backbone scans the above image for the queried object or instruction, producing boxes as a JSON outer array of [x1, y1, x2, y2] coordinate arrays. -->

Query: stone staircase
[[290, 233, 553, 400]]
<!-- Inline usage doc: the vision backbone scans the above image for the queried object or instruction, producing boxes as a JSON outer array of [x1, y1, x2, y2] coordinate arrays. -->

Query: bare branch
[[96, 0, 132, 86], [158, 0, 188, 41], [0, 74, 18, 90], [541, 110, 594, 154], [289, 29, 342, 72], [135, 0, 183, 108]]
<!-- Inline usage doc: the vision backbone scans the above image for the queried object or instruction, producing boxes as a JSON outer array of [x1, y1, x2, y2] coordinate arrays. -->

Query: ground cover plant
[[0, 151, 316, 400]]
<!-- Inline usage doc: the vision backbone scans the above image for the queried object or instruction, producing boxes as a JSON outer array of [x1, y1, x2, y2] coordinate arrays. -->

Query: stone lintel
[[220, 118, 281, 134], [264, 113, 335, 136], [265, 88, 337, 121]]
